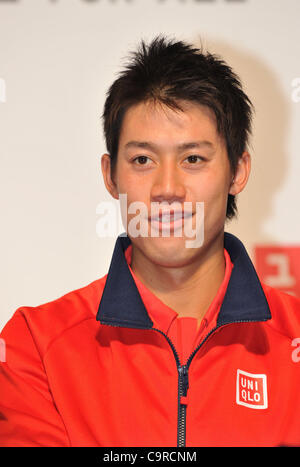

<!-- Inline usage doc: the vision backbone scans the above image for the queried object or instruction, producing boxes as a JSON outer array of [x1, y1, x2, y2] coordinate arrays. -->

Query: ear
[[229, 151, 251, 196], [101, 153, 119, 200]]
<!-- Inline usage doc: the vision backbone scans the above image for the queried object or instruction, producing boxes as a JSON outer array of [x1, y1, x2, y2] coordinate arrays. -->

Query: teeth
[[151, 212, 192, 223]]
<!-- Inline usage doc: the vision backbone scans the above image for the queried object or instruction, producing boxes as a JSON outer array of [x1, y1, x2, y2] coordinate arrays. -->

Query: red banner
[[254, 246, 300, 297]]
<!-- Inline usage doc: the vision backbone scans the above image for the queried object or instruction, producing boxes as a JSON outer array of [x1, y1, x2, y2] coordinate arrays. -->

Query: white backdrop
[[1, 0, 300, 331]]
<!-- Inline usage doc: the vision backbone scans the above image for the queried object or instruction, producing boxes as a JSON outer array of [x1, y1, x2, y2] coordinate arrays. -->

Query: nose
[[150, 159, 186, 204]]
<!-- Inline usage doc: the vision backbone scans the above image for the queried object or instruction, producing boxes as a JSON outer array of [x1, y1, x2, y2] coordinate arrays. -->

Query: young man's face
[[102, 100, 250, 267]]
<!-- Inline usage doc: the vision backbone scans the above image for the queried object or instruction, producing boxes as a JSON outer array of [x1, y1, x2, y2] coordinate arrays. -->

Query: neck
[[130, 233, 226, 323]]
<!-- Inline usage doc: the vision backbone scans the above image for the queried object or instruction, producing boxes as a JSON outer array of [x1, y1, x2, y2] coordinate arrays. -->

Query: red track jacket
[[0, 232, 300, 447]]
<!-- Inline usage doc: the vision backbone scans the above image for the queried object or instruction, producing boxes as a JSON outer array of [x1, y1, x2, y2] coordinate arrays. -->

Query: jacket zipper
[[152, 327, 220, 447], [152, 318, 269, 447], [178, 364, 189, 446], [151, 328, 185, 446]]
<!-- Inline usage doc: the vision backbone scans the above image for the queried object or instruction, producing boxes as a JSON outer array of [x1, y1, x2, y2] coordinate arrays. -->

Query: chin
[[142, 236, 200, 265]]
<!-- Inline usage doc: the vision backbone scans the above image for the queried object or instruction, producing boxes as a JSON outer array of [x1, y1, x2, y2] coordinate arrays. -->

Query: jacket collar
[[96, 232, 271, 329]]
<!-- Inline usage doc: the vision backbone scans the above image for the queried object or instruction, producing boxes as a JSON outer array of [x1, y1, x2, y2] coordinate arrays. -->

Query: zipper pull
[[179, 365, 189, 403], [182, 365, 189, 396]]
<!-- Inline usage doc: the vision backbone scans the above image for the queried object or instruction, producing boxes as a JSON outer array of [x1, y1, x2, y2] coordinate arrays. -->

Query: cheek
[[196, 174, 229, 218], [114, 165, 136, 198], [116, 174, 150, 221], [119, 180, 154, 211], [114, 161, 149, 196], [118, 180, 149, 206]]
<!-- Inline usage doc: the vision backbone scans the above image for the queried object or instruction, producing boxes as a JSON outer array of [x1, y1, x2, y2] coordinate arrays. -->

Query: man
[[1, 36, 300, 447]]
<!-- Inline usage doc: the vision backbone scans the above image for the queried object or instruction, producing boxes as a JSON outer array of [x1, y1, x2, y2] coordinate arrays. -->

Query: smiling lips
[[148, 210, 193, 231]]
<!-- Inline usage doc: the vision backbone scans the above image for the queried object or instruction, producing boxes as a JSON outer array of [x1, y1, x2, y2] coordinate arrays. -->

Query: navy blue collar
[[96, 232, 271, 329]]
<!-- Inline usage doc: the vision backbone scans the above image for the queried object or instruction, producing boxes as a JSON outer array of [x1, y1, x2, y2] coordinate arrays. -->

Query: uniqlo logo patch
[[236, 370, 268, 409]]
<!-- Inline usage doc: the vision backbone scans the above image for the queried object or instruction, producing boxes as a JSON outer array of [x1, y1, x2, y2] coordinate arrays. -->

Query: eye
[[184, 155, 205, 164], [132, 155, 152, 166]]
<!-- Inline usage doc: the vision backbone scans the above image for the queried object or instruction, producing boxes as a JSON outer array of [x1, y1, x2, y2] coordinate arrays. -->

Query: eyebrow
[[124, 140, 215, 152]]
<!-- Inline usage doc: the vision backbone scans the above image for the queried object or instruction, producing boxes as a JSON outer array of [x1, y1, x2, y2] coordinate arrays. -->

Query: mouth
[[147, 210, 194, 232]]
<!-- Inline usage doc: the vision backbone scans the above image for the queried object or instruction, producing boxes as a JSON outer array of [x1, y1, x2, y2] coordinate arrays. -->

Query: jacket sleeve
[[0, 309, 71, 447]]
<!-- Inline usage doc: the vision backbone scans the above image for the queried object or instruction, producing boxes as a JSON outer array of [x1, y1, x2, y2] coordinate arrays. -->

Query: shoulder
[[262, 282, 300, 338], [1, 275, 107, 357], [262, 282, 300, 311]]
